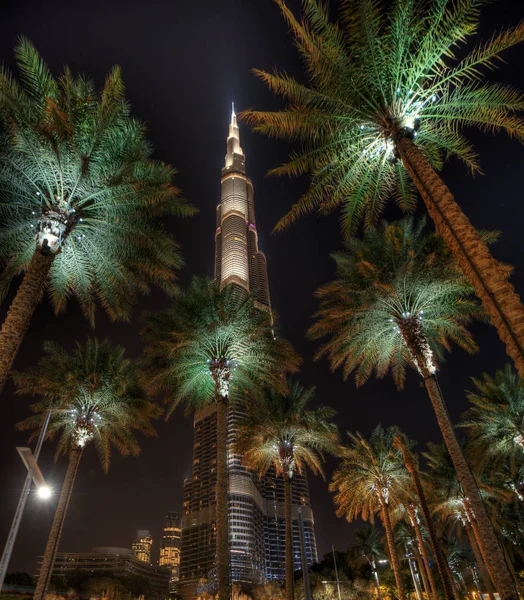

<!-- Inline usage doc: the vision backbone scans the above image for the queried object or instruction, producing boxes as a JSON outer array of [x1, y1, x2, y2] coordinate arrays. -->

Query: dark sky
[[1, 0, 524, 577]]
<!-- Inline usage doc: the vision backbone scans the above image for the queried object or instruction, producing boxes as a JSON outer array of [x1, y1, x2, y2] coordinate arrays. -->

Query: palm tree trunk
[[411, 518, 438, 600], [466, 526, 496, 600], [216, 397, 230, 600], [420, 372, 517, 599], [407, 550, 424, 600], [284, 472, 294, 600], [412, 545, 431, 600], [371, 559, 383, 600], [34, 447, 82, 600], [396, 134, 524, 379], [381, 502, 406, 600], [0, 250, 54, 393], [396, 437, 453, 600]]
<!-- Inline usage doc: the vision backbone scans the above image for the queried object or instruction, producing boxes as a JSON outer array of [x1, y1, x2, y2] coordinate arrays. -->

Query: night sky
[[1, 0, 524, 577]]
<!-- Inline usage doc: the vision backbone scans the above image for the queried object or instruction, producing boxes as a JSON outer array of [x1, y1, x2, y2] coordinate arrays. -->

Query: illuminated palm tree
[[461, 365, 524, 464], [242, 0, 524, 392], [352, 525, 386, 600], [331, 425, 411, 600], [140, 277, 299, 600], [309, 217, 516, 594], [234, 379, 338, 600], [0, 38, 194, 392], [14, 338, 160, 600]]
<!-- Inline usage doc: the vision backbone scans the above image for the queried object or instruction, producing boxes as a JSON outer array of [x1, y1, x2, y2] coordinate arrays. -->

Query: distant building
[[132, 530, 153, 564], [47, 547, 170, 593], [159, 512, 181, 589]]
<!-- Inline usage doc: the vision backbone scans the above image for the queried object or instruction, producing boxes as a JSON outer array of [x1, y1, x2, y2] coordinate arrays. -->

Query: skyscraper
[[178, 108, 317, 600], [159, 512, 182, 589], [132, 531, 153, 564]]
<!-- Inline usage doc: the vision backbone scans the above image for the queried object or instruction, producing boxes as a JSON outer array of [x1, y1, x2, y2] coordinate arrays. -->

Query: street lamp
[[0, 409, 52, 590], [37, 486, 52, 500]]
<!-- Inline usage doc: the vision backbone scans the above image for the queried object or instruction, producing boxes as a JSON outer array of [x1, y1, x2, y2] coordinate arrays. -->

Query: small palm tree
[[331, 425, 411, 600], [352, 525, 386, 600], [0, 38, 194, 392], [310, 217, 515, 593], [14, 338, 160, 600], [242, 0, 524, 386], [140, 277, 299, 600], [233, 380, 339, 600], [461, 365, 524, 463]]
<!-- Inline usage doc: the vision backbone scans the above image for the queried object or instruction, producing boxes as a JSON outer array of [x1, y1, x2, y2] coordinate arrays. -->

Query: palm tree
[[14, 338, 160, 600], [233, 380, 338, 600], [462, 365, 524, 462], [0, 38, 194, 392], [140, 277, 299, 600], [352, 525, 385, 600], [331, 425, 411, 600], [424, 443, 498, 600], [310, 217, 516, 595], [394, 433, 454, 600], [242, 0, 524, 385]]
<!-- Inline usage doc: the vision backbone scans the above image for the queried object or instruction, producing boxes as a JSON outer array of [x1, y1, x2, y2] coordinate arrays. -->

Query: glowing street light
[[0, 409, 52, 590], [37, 486, 52, 500]]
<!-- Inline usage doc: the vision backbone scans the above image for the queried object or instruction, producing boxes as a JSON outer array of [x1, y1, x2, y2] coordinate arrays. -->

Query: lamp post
[[332, 545, 342, 600], [0, 410, 52, 590]]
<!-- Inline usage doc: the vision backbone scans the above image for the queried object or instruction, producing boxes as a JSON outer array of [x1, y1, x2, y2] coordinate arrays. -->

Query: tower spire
[[225, 102, 244, 172]]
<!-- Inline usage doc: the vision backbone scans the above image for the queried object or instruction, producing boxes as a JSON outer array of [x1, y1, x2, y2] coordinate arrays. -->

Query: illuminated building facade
[[132, 531, 152, 564], [159, 512, 182, 588], [48, 547, 170, 593], [178, 109, 317, 600]]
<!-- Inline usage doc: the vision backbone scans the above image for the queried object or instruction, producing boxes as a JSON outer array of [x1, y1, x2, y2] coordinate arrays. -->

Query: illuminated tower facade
[[159, 512, 182, 589], [132, 531, 152, 564], [178, 108, 317, 600]]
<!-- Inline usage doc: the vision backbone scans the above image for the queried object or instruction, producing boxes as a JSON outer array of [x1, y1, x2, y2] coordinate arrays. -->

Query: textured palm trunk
[[466, 525, 496, 600], [412, 545, 431, 600], [216, 397, 230, 600], [0, 250, 54, 393], [396, 135, 524, 378], [400, 320, 517, 600], [396, 437, 453, 600], [422, 373, 517, 598], [380, 501, 406, 600], [34, 447, 82, 600], [284, 472, 294, 600], [410, 517, 439, 600]]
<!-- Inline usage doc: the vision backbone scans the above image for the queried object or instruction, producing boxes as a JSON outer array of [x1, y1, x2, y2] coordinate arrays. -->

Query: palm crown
[[0, 38, 194, 320], [15, 337, 160, 470], [310, 217, 481, 388], [243, 0, 524, 234], [141, 277, 299, 414], [461, 365, 524, 459], [331, 425, 411, 522], [234, 379, 339, 479]]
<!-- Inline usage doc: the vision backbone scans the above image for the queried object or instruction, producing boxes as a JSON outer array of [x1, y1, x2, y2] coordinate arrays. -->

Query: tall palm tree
[[424, 443, 499, 600], [331, 425, 411, 600], [0, 38, 194, 392], [352, 525, 385, 600], [242, 0, 524, 385], [140, 277, 299, 600], [394, 433, 454, 599], [310, 217, 516, 595], [233, 380, 338, 600], [14, 338, 160, 600], [461, 365, 524, 462]]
